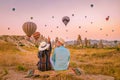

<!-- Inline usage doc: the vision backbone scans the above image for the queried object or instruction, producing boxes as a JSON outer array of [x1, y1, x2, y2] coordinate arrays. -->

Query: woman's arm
[[47, 37, 52, 52]]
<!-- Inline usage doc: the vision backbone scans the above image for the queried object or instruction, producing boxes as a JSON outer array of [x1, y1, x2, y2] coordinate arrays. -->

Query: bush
[[17, 65, 26, 71], [116, 48, 120, 51], [70, 62, 78, 68]]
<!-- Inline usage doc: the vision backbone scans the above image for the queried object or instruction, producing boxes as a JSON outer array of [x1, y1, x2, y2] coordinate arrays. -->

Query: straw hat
[[58, 38, 65, 45], [39, 41, 50, 51]]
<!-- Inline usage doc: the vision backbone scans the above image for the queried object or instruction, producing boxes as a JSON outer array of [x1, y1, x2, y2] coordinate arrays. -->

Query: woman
[[37, 37, 52, 71]]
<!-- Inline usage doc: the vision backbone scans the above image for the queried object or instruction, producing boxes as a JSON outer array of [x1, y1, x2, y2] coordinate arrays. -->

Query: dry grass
[[0, 41, 120, 80], [0, 41, 38, 69], [69, 48, 120, 80], [0, 42, 19, 53]]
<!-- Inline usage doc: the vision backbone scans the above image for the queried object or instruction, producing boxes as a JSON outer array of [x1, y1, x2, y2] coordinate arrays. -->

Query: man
[[50, 38, 70, 71]]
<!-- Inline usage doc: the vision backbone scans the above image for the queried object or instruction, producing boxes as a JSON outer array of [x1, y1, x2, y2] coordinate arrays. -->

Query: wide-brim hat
[[39, 41, 50, 51]]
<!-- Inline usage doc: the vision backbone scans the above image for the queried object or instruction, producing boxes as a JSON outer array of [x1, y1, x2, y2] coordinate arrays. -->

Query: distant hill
[[0, 35, 34, 47], [65, 39, 120, 47]]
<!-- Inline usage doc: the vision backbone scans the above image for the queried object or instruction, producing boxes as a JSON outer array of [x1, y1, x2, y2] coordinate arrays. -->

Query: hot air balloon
[[22, 22, 37, 37], [30, 17, 33, 20], [91, 22, 93, 24], [62, 16, 70, 26], [106, 16, 110, 21], [56, 26, 59, 28], [112, 30, 114, 32], [85, 31, 87, 33], [100, 28, 102, 30], [90, 4, 94, 8], [12, 8, 15, 11], [79, 26, 81, 29], [45, 24, 47, 27], [85, 16, 87, 18], [33, 32, 40, 40], [66, 30, 68, 32], [8, 27, 10, 30], [51, 30, 53, 32], [106, 34, 108, 36], [72, 14, 74, 16], [52, 16, 54, 19]]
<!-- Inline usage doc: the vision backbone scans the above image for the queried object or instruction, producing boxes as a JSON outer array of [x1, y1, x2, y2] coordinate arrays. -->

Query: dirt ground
[[0, 67, 114, 80]]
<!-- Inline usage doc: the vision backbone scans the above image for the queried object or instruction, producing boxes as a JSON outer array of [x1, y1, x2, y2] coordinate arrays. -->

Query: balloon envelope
[[90, 4, 94, 8], [52, 16, 54, 18], [66, 30, 68, 32], [100, 28, 102, 30], [22, 22, 37, 37], [12, 8, 15, 11], [106, 16, 110, 21], [30, 17, 33, 20], [45, 24, 47, 27], [62, 16, 70, 26], [33, 32, 40, 40], [106, 34, 108, 36], [79, 26, 81, 29], [91, 22, 93, 24], [8, 27, 10, 30], [72, 14, 74, 16]]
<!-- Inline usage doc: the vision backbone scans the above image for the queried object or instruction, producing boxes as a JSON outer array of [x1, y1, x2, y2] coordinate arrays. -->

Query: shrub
[[17, 65, 26, 71]]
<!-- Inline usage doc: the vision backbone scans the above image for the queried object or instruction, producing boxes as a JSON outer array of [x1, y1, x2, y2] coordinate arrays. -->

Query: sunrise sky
[[0, 0, 120, 41]]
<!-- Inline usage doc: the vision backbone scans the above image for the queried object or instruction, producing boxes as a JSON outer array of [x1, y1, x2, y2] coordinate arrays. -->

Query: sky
[[0, 0, 120, 41]]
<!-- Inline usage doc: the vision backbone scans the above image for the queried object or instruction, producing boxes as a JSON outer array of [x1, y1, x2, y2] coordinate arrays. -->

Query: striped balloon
[[33, 32, 40, 40], [22, 22, 37, 37]]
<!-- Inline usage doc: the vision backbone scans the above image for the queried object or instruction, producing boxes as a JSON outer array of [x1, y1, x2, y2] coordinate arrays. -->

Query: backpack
[[37, 50, 51, 71]]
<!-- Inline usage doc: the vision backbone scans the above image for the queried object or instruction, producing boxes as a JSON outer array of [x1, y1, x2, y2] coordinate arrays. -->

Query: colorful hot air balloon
[[106, 16, 110, 21], [62, 16, 70, 26], [22, 22, 37, 37], [33, 32, 40, 40]]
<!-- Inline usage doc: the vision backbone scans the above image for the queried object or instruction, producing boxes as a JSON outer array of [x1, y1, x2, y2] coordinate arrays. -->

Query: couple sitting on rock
[[37, 37, 70, 71]]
